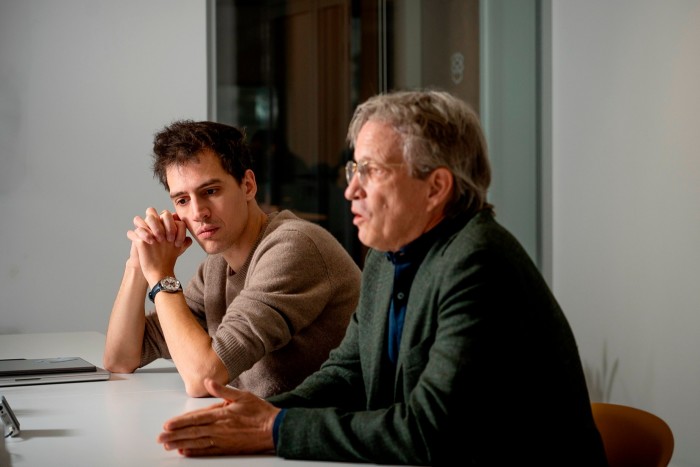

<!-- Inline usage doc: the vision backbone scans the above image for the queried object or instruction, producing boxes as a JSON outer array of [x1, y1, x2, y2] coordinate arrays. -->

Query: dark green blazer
[[268, 211, 608, 466]]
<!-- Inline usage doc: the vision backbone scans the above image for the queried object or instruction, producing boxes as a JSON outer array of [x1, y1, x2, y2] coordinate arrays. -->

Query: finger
[[173, 218, 188, 248], [127, 228, 155, 245], [158, 432, 215, 453], [132, 217, 157, 244], [167, 444, 220, 457], [129, 241, 139, 259], [163, 410, 219, 431], [169, 212, 191, 249], [145, 207, 159, 218], [158, 423, 207, 443], [179, 445, 222, 457], [161, 403, 226, 431], [143, 208, 165, 241], [133, 215, 148, 230], [160, 210, 177, 242], [160, 431, 228, 457]]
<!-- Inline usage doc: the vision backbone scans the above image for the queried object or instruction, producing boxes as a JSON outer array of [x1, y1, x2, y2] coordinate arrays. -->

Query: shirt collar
[[385, 215, 460, 265]]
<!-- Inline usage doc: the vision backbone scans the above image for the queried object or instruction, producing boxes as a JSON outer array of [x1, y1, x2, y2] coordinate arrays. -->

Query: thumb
[[178, 236, 194, 256], [204, 378, 243, 401]]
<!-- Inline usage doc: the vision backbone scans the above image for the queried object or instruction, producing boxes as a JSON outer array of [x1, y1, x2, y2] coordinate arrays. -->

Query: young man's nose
[[190, 198, 211, 222]]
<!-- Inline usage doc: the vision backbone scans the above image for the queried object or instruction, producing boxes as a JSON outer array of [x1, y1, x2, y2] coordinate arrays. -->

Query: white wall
[[0, 0, 208, 334], [552, 1, 700, 466]]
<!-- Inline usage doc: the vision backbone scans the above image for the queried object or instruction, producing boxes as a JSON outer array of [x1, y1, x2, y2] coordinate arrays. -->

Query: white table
[[0, 332, 393, 467]]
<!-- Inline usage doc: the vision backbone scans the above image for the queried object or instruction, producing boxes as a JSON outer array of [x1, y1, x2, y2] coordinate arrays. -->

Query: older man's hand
[[157, 378, 280, 457]]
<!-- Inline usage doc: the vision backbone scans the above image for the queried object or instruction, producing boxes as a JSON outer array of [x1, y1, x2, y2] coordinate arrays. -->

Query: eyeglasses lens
[[345, 161, 357, 185]]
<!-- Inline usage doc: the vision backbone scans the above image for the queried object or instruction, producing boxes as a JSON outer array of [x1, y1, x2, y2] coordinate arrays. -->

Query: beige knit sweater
[[141, 210, 361, 397]]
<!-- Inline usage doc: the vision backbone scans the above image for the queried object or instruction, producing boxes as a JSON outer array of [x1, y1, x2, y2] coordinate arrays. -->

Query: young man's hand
[[128, 207, 192, 285]]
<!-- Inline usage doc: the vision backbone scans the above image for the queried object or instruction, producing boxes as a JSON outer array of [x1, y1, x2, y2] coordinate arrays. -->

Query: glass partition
[[212, 0, 540, 268]]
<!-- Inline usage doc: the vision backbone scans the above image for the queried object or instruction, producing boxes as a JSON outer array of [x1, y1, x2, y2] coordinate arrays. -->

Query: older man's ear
[[425, 167, 454, 212]]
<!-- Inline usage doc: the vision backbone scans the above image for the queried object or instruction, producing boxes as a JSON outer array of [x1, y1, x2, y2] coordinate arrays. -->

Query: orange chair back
[[591, 402, 674, 467]]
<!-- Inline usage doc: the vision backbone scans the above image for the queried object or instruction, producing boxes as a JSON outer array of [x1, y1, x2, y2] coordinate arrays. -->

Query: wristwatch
[[148, 276, 183, 302]]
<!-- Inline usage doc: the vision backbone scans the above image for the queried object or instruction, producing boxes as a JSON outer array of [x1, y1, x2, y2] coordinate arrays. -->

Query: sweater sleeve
[[211, 225, 340, 384]]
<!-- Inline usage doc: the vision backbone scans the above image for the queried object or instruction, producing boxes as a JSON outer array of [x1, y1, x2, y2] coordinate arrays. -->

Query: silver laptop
[[0, 357, 110, 387]]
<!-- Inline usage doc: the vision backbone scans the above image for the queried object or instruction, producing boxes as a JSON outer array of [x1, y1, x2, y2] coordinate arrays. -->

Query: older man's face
[[344, 121, 435, 252]]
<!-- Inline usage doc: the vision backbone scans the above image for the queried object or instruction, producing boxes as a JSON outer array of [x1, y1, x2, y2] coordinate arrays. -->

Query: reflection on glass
[[215, 0, 479, 266]]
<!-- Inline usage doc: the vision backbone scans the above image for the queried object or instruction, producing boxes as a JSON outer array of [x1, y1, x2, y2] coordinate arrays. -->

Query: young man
[[103, 120, 361, 398], [155, 92, 608, 466]]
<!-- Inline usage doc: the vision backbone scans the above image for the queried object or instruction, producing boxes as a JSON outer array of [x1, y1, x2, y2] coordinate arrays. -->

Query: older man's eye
[[367, 165, 385, 177]]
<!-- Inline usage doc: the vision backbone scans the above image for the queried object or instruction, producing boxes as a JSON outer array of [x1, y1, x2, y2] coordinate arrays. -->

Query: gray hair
[[347, 89, 493, 217]]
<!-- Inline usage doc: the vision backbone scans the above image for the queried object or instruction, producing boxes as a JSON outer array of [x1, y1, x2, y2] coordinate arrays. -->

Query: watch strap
[[147, 283, 163, 302], [148, 276, 182, 302]]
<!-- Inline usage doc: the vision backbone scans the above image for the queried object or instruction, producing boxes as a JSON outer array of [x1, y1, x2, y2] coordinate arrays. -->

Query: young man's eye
[[205, 188, 217, 196], [175, 198, 188, 206]]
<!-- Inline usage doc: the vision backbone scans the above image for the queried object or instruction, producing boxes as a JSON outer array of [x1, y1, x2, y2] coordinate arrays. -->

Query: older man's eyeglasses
[[345, 160, 405, 186]]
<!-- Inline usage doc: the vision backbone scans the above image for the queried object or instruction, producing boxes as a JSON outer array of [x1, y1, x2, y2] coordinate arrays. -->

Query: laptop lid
[[0, 357, 110, 387]]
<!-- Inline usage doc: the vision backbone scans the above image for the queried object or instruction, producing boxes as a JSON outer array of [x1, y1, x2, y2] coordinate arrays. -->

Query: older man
[[156, 91, 608, 466]]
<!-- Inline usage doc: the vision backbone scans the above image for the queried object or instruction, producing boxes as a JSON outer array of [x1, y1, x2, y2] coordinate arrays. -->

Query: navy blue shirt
[[384, 219, 450, 368], [385, 250, 416, 366]]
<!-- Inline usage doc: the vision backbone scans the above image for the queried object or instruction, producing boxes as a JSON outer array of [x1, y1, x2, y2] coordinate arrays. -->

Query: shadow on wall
[[584, 341, 619, 403]]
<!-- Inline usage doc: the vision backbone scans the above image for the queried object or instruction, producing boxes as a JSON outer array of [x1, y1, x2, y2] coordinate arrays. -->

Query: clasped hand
[[127, 207, 193, 285], [157, 378, 279, 457]]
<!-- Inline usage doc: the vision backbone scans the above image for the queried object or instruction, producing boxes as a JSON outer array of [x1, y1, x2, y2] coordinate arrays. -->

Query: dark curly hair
[[152, 120, 251, 190]]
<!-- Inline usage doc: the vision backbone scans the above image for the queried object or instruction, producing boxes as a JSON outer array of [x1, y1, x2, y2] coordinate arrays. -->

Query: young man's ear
[[243, 169, 258, 200], [426, 167, 454, 212]]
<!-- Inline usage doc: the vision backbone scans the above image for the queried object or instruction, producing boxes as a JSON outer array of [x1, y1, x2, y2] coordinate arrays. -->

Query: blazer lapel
[[364, 258, 394, 406]]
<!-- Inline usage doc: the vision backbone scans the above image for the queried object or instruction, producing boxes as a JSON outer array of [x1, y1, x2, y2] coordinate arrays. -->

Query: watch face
[[161, 277, 181, 292]]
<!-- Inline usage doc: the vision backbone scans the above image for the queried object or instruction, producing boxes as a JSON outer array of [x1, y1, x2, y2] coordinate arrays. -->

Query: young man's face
[[344, 120, 435, 252], [166, 149, 256, 256]]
